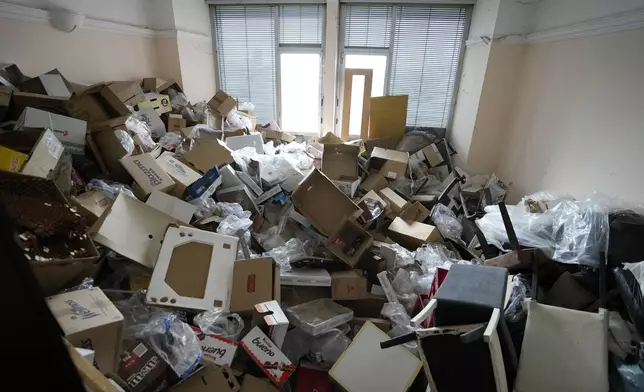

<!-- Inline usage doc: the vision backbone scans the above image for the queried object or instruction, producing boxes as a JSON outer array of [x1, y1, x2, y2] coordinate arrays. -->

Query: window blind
[[279, 5, 324, 46], [343, 4, 392, 49]]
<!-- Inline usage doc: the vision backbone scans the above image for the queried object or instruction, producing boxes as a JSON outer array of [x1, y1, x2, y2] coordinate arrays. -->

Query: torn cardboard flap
[[325, 219, 374, 267], [182, 138, 233, 174], [65, 83, 130, 125], [370, 147, 409, 180], [147, 226, 239, 311], [145, 190, 196, 224], [230, 257, 280, 314], [15, 107, 87, 155]]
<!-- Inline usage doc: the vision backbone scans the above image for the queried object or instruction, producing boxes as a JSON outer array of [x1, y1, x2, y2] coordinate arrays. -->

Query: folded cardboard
[[322, 144, 361, 197], [137, 93, 171, 115], [170, 365, 239, 392], [399, 201, 430, 223], [329, 321, 422, 392], [167, 114, 186, 133], [225, 134, 264, 154], [106, 81, 145, 106], [280, 268, 331, 287], [146, 190, 196, 224], [182, 139, 233, 174], [192, 327, 239, 366], [378, 187, 409, 214], [156, 152, 202, 198], [331, 270, 369, 300], [15, 107, 87, 155], [370, 147, 409, 180], [388, 217, 443, 249], [0, 128, 64, 178], [237, 170, 263, 196], [137, 108, 166, 139], [20, 73, 71, 98], [118, 340, 178, 392], [147, 226, 239, 311], [241, 326, 295, 387], [47, 287, 124, 373], [292, 169, 362, 237], [230, 257, 280, 314], [208, 90, 237, 117], [253, 300, 289, 349], [90, 193, 182, 269], [326, 219, 374, 267], [65, 83, 130, 125], [72, 190, 113, 219], [359, 173, 388, 193], [121, 153, 175, 200]]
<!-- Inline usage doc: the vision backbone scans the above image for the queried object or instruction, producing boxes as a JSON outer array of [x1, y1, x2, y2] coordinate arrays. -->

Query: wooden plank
[[341, 69, 373, 141]]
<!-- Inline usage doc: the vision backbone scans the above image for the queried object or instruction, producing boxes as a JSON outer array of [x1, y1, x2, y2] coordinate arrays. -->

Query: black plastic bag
[[613, 267, 644, 336], [608, 211, 644, 265]]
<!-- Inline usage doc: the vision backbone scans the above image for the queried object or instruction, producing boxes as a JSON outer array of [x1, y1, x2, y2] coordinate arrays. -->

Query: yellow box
[[0, 145, 28, 173]]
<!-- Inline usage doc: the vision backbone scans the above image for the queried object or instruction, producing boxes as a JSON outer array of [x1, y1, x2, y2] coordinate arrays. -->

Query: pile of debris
[[1, 63, 643, 391]]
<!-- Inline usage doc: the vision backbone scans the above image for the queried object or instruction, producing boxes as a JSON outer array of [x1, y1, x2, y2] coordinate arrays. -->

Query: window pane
[[349, 75, 365, 136], [280, 53, 320, 134], [345, 54, 387, 97]]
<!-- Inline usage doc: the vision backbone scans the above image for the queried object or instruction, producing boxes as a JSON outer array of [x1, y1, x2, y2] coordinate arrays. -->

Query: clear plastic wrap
[[415, 243, 458, 272], [59, 277, 94, 293], [409, 270, 434, 295], [136, 314, 202, 378], [158, 132, 183, 151], [431, 204, 463, 240], [476, 203, 555, 251], [384, 243, 416, 267], [217, 214, 253, 238], [87, 179, 135, 200], [277, 142, 314, 171], [381, 302, 418, 356], [309, 328, 352, 367], [262, 238, 308, 272], [188, 124, 219, 141], [286, 298, 354, 336], [608, 311, 633, 360], [218, 202, 251, 219], [190, 197, 218, 220], [615, 361, 644, 392], [113, 291, 170, 339], [226, 109, 252, 130], [167, 88, 189, 110], [193, 309, 244, 341], [125, 115, 156, 152], [505, 275, 530, 323], [391, 269, 419, 314], [256, 226, 286, 251], [239, 102, 255, 112], [114, 129, 135, 156]]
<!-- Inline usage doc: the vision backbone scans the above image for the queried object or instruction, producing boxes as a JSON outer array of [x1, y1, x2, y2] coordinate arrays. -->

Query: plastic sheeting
[[194, 309, 244, 341]]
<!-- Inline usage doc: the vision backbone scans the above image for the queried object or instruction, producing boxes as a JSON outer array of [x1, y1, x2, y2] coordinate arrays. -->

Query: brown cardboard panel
[[7, 91, 68, 120], [338, 295, 387, 318], [229, 257, 278, 313], [364, 137, 399, 156], [399, 202, 430, 223], [387, 217, 443, 250], [89, 118, 132, 182], [369, 95, 408, 140], [332, 270, 369, 300], [378, 188, 409, 214], [72, 190, 113, 218], [167, 114, 187, 133], [65, 84, 130, 125], [291, 169, 362, 237], [322, 143, 360, 181], [351, 317, 391, 332], [183, 139, 233, 174], [208, 90, 237, 117], [106, 81, 144, 104], [370, 147, 409, 180], [165, 242, 211, 299], [359, 173, 388, 193], [422, 143, 444, 167]]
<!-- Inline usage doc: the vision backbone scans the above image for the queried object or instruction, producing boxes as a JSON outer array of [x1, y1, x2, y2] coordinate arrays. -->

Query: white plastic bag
[[431, 204, 463, 240], [194, 309, 244, 341]]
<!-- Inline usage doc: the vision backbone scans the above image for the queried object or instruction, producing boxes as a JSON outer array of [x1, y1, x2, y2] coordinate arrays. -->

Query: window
[[212, 4, 324, 132], [340, 4, 468, 130]]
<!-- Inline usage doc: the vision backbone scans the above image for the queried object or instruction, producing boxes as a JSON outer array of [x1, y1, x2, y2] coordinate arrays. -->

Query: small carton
[[208, 90, 237, 117], [240, 326, 296, 387], [378, 187, 409, 214], [170, 365, 239, 392], [156, 152, 202, 198], [0, 145, 27, 173], [167, 114, 186, 133], [331, 270, 369, 300], [387, 217, 443, 249], [369, 147, 409, 180], [230, 257, 280, 314], [185, 166, 222, 201], [72, 190, 113, 219], [147, 226, 239, 311], [146, 190, 196, 224], [192, 327, 239, 367], [121, 153, 175, 200], [15, 107, 87, 155], [291, 169, 362, 237], [137, 93, 171, 115], [421, 143, 444, 167], [6, 91, 68, 121], [322, 144, 361, 197], [118, 340, 179, 392], [360, 190, 390, 210], [253, 300, 289, 349], [325, 219, 374, 267], [137, 108, 166, 139], [106, 81, 145, 105], [225, 133, 265, 154], [399, 201, 430, 222], [182, 139, 233, 174], [280, 268, 331, 287], [65, 83, 130, 126], [46, 287, 124, 373], [0, 128, 64, 178], [359, 173, 388, 193]]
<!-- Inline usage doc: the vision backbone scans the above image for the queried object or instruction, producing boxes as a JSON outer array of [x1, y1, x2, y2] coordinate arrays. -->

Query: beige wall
[[0, 18, 158, 84], [497, 28, 644, 204]]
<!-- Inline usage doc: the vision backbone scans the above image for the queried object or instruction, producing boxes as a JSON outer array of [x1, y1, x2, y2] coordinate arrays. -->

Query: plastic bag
[[505, 275, 530, 323], [431, 204, 463, 240], [190, 197, 218, 220], [609, 311, 633, 360], [87, 179, 135, 200], [114, 129, 135, 155], [113, 291, 170, 339], [381, 302, 418, 357], [188, 124, 219, 141], [415, 243, 459, 272], [226, 109, 252, 130], [167, 88, 189, 110], [391, 269, 418, 314], [256, 226, 286, 250], [384, 243, 416, 267], [126, 115, 156, 151], [59, 277, 94, 293], [309, 328, 352, 367], [217, 214, 253, 238], [239, 102, 255, 112], [476, 203, 555, 251], [614, 266, 644, 336], [409, 270, 434, 295], [625, 261, 644, 293], [158, 132, 183, 151], [194, 309, 244, 341], [136, 313, 202, 378], [218, 202, 251, 219], [286, 298, 354, 336], [262, 238, 308, 272], [615, 361, 644, 392]]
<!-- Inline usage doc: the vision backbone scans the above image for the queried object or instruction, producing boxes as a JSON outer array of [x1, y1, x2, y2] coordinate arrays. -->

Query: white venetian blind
[[279, 5, 324, 46], [343, 4, 392, 49], [213, 6, 277, 124], [389, 6, 467, 128]]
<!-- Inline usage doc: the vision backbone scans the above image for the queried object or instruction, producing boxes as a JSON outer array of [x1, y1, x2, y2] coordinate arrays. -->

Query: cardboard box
[[421, 143, 444, 167], [136, 108, 166, 139], [72, 190, 113, 219], [65, 83, 130, 125], [156, 152, 202, 198], [387, 217, 443, 249], [378, 187, 409, 214], [360, 190, 389, 210], [280, 268, 331, 287], [208, 90, 237, 117], [359, 173, 388, 193], [331, 270, 369, 300], [281, 286, 331, 307], [107, 81, 145, 105], [142, 78, 182, 94], [87, 118, 133, 181], [121, 153, 175, 200], [399, 201, 430, 223], [118, 340, 178, 392], [170, 365, 239, 392], [291, 169, 362, 237], [182, 139, 233, 174], [329, 321, 422, 392], [192, 327, 239, 367], [370, 147, 409, 180], [0, 145, 27, 173], [15, 107, 87, 155], [240, 326, 296, 387], [322, 144, 361, 197], [146, 190, 196, 224], [90, 193, 183, 269], [0, 128, 64, 178], [230, 257, 280, 314], [253, 300, 289, 349], [263, 129, 296, 143], [46, 287, 124, 373], [6, 91, 68, 121], [225, 133, 264, 154], [137, 93, 171, 115], [185, 166, 222, 201], [325, 219, 374, 267], [216, 185, 259, 214], [147, 226, 239, 311], [167, 114, 186, 133], [18, 73, 71, 98]]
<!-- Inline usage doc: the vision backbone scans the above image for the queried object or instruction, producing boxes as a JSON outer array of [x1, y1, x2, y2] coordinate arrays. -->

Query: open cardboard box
[[86, 116, 134, 181], [0, 129, 64, 179], [65, 83, 130, 126], [17, 71, 72, 98], [208, 90, 237, 117], [369, 147, 409, 180], [15, 106, 87, 155], [182, 138, 233, 174], [106, 81, 145, 106], [229, 257, 280, 314], [156, 151, 203, 198], [322, 143, 361, 197], [137, 93, 171, 115], [387, 217, 443, 250], [325, 219, 374, 267], [120, 153, 176, 200]]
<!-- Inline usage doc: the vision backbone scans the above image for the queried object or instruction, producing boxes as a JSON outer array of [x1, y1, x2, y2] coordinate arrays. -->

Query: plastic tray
[[286, 298, 354, 336]]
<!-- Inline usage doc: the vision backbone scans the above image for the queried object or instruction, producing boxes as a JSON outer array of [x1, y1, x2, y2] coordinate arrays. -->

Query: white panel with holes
[[146, 226, 239, 311]]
